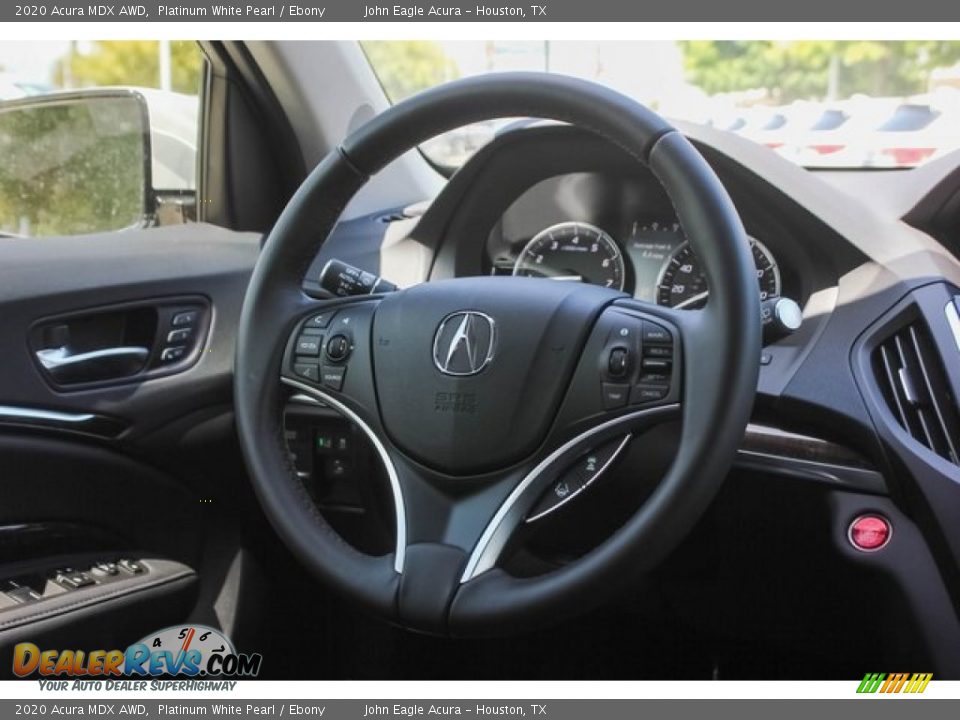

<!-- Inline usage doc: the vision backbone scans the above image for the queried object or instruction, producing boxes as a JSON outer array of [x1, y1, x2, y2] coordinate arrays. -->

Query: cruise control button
[[295, 335, 322, 356], [294, 363, 320, 383], [578, 435, 630, 486], [549, 476, 580, 501], [644, 345, 673, 358], [631, 384, 669, 404], [321, 365, 346, 391], [608, 323, 638, 345], [528, 473, 584, 521], [639, 372, 670, 384], [305, 310, 337, 329], [641, 358, 671, 372], [601, 383, 630, 410], [642, 321, 672, 344]]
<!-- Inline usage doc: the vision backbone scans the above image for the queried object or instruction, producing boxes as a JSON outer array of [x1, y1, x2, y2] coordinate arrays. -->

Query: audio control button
[[321, 365, 346, 391], [326, 334, 350, 362], [294, 363, 320, 383], [305, 310, 337, 329], [295, 335, 322, 356]]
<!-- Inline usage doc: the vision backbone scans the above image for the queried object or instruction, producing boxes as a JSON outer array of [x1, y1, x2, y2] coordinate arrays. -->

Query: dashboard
[[486, 172, 782, 309], [296, 115, 960, 674]]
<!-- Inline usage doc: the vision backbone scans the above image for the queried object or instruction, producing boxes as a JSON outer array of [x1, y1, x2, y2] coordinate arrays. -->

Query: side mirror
[[0, 89, 154, 237]]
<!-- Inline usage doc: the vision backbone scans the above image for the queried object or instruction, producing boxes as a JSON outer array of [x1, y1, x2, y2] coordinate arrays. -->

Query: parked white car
[[862, 103, 957, 167], [0, 73, 52, 100], [788, 98, 899, 167]]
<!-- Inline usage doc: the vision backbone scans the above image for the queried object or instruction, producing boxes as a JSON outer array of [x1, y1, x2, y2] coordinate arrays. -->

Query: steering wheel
[[234, 73, 760, 636]]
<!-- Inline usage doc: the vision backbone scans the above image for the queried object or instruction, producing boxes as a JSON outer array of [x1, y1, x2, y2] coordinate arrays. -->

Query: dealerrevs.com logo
[[13, 625, 262, 680], [856, 673, 933, 694]]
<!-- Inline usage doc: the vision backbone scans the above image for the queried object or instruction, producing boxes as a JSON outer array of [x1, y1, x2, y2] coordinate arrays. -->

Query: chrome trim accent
[[288, 393, 325, 407], [946, 300, 960, 354], [432, 311, 496, 377], [281, 377, 407, 574], [773, 297, 803, 331], [897, 366, 920, 406], [0, 406, 95, 423], [36, 345, 149, 370], [525, 434, 632, 523], [460, 404, 680, 583]]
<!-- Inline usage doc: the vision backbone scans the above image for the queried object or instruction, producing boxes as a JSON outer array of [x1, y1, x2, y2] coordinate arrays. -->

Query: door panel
[[0, 224, 258, 439], [0, 223, 259, 665]]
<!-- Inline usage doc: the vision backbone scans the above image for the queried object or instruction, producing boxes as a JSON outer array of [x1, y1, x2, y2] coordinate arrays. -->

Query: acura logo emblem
[[432, 311, 496, 376]]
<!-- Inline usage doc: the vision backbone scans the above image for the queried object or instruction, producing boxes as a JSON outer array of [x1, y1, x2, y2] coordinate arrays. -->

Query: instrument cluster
[[494, 216, 782, 310]]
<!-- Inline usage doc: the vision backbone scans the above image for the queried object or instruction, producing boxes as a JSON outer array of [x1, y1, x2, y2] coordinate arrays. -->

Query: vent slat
[[878, 343, 910, 429], [908, 326, 960, 463], [893, 333, 930, 442], [873, 320, 960, 467], [915, 407, 944, 458]]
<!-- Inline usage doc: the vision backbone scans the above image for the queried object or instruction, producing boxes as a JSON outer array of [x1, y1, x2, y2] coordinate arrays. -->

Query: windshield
[[363, 40, 960, 170]]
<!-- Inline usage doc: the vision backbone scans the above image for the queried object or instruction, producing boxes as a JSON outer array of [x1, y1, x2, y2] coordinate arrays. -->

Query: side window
[[0, 41, 203, 237]]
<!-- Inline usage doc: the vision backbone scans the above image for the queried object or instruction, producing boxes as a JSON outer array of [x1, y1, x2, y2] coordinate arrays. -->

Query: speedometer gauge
[[513, 221, 626, 291], [657, 238, 780, 309]]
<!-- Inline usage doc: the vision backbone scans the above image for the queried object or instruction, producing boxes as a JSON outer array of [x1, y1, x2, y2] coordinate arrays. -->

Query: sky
[[438, 41, 690, 110], [0, 41, 71, 83]]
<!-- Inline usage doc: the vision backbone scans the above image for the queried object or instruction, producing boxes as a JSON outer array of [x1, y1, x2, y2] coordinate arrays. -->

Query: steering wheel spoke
[[377, 390, 680, 633], [458, 400, 680, 584]]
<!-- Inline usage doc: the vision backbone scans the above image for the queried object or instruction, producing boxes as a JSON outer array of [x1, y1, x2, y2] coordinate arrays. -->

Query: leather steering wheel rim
[[234, 72, 760, 636]]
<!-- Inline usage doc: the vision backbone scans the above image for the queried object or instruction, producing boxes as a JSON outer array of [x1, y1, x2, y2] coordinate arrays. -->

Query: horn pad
[[371, 277, 619, 475]]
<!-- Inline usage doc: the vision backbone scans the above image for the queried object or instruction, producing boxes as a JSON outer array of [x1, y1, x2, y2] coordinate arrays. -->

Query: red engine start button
[[848, 515, 892, 552]]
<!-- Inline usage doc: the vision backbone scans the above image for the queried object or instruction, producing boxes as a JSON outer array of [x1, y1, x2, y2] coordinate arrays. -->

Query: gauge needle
[[673, 291, 709, 309], [549, 275, 584, 282]]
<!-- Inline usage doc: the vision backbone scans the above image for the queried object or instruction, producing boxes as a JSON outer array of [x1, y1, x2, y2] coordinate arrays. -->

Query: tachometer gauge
[[513, 221, 626, 291], [657, 238, 780, 309]]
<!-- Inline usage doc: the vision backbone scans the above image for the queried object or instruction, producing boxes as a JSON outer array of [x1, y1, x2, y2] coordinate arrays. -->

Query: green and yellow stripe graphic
[[857, 673, 932, 694]]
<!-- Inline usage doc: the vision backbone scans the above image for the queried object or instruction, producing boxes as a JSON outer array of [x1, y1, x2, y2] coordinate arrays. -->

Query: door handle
[[36, 346, 150, 384]]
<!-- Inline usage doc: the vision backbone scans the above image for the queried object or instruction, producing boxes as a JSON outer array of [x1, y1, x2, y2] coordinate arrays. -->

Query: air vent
[[874, 321, 960, 465]]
